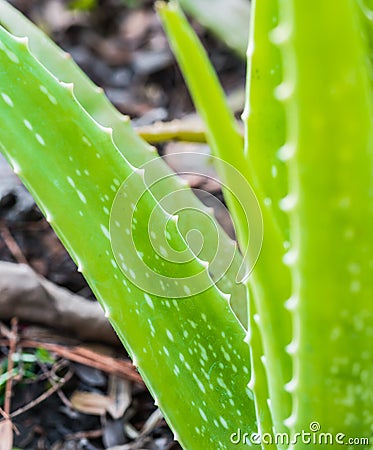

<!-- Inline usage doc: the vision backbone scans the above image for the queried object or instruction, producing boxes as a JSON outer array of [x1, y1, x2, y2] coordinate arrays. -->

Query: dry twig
[[0, 222, 28, 264], [19, 340, 142, 384], [5, 364, 74, 421], [4, 319, 18, 416], [0, 332, 142, 384]]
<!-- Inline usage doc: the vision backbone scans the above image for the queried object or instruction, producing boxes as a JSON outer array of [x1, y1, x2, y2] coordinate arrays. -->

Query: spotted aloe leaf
[[249, 0, 373, 442], [2, 0, 373, 448], [157, 1, 261, 263], [0, 18, 258, 450], [160, 0, 373, 447], [358, 0, 373, 65], [244, 0, 292, 438], [275, 0, 373, 440], [158, 2, 291, 440], [0, 0, 251, 327]]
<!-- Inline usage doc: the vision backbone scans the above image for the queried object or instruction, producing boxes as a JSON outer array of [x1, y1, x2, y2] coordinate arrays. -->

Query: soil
[[0, 1, 246, 448]]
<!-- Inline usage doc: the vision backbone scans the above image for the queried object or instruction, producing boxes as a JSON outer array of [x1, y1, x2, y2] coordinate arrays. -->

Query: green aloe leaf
[[244, 0, 288, 241], [244, 0, 292, 438], [246, 292, 276, 447], [276, 0, 373, 441], [0, 23, 257, 450], [3, 0, 372, 447], [158, 2, 292, 440], [358, 0, 373, 55], [0, 0, 249, 326], [157, 1, 261, 264]]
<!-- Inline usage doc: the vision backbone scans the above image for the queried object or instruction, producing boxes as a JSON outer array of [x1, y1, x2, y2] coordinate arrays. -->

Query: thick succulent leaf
[[244, 0, 292, 437], [157, 1, 262, 268], [358, 0, 373, 73], [0, 0, 248, 326], [0, 27, 258, 449], [246, 291, 276, 447], [277, 0, 373, 440], [244, 0, 288, 241], [159, 1, 293, 439]]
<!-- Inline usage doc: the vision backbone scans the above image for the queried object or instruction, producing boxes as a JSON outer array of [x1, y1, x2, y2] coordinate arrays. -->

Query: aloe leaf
[[244, 0, 288, 241], [157, 1, 261, 266], [159, 1, 293, 439], [157, 1, 245, 173], [357, 0, 373, 88], [276, 0, 373, 439], [358, 0, 373, 51], [244, 0, 292, 438], [0, 0, 249, 326], [178, 0, 250, 58], [246, 291, 276, 446], [0, 27, 258, 449]]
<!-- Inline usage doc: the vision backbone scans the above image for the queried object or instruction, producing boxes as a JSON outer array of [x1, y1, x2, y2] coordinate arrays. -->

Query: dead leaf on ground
[[70, 380, 132, 418], [70, 391, 112, 416], [107, 375, 132, 420]]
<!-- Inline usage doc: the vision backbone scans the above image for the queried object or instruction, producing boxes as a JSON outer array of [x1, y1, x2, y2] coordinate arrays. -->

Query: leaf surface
[[0, 25, 257, 449]]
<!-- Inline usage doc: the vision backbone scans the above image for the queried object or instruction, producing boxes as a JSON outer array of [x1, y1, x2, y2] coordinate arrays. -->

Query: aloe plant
[[0, 0, 373, 449], [0, 2, 257, 449]]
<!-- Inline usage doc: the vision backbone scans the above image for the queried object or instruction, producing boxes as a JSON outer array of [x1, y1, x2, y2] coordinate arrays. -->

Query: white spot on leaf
[[1, 93, 13, 107], [77, 190, 87, 204], [36, 134, 46, 146], [23, 119, 33, 130]]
